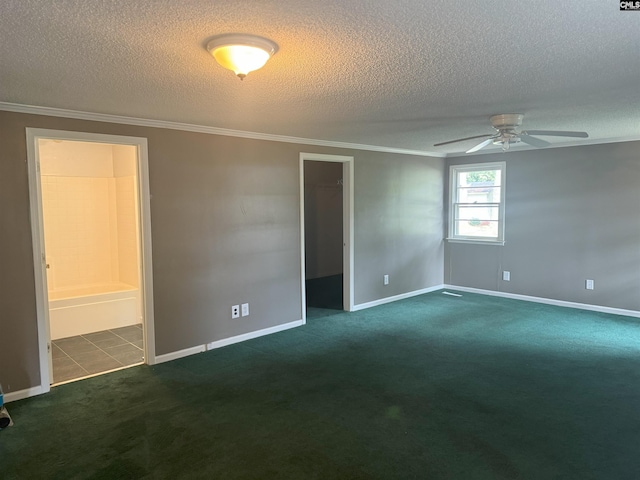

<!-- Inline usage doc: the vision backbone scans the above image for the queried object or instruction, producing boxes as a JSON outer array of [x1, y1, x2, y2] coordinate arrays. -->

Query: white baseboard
[[352, 284, 445, 311], [4, 386, 45, 403], [8, 321, 305, 401], [443, 285, 640, 318], [154, 320, 305, 364], [154, 344, 206, 364], [207, 320, 304, 350]]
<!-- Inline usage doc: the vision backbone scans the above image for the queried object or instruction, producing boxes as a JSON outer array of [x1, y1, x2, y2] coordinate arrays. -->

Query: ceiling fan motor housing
[[490, 114, 524, 130]]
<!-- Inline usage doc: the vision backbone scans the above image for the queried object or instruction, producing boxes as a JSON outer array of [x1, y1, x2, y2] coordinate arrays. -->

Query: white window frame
[[448, 161, 506, 245]]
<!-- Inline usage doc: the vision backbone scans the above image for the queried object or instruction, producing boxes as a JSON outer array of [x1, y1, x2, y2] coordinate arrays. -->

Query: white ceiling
[[1, 0, 639, 156]]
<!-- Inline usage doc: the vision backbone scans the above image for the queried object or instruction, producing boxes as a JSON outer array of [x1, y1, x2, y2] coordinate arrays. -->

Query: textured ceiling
[[1, 0, 639, 155]]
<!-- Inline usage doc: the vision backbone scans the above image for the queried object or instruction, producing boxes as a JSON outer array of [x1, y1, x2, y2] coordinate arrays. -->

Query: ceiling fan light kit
[[434, 113, 589, 154]]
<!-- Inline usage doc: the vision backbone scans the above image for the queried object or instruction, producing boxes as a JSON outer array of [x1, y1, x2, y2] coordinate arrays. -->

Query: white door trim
[[26, 128, 156, 395], [299, 153, 355, 321]]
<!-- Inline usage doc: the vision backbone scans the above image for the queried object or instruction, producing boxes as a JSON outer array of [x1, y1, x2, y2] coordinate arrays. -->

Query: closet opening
[[299, 153, 354, 321]]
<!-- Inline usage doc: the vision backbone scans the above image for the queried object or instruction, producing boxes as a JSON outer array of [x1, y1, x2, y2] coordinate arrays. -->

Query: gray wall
[[0, 110, 445, 393], [304, 161, 343, 280], [355, 154, 445, 304], [445, 141, 640, 311]]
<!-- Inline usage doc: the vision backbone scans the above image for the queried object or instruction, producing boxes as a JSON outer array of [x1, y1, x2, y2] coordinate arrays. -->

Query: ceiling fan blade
[[523, 130, 588, 138], [434, 134, 492, 147], [466, 137, 495, 153], [519, 134, 551, 148]]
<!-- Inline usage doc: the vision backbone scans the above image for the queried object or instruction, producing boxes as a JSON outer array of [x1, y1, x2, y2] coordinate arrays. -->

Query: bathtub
[[48, 283, 140, 340]]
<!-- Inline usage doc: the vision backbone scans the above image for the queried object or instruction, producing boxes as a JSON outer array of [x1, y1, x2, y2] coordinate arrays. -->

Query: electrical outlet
[[502, 271, 511, 281], [585, 279, 594, 290], [241, 303, 249, 317], [232, 305, 240, 319], [383, 274, 389, 285]]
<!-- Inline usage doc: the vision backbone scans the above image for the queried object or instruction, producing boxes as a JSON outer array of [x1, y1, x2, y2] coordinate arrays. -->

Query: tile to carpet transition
[[52, 326, 145, 384]]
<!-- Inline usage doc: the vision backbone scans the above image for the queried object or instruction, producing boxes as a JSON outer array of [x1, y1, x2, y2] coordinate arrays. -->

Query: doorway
[[27, 129, 155, 391], [299, 153, 354, 321]]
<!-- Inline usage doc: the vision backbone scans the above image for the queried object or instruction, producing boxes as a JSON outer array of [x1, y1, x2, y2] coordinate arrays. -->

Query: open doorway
[[299, 153, 354, 321], [27, 129, 155, 391]]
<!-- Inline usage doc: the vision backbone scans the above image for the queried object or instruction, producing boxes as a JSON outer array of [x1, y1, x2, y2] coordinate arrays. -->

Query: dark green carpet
[[3, 290, 640, 479]]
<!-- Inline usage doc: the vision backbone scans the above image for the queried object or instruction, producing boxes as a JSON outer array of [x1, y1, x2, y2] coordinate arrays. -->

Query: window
[[448, 162, 505, 244]]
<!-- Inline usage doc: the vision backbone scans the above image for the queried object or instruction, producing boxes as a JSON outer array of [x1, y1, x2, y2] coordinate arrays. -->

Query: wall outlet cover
[[383, 275, 389, 285], [232, 305, 240, 319], [503, 271, 511, 281], [586, 279, 594, 290], [241, 303, 249, 317]]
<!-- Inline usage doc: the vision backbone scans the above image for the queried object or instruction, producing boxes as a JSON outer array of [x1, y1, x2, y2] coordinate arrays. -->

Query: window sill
[[446, 238, 505, 246]]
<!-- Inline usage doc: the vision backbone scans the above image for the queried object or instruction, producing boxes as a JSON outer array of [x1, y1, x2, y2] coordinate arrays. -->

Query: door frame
[[26, 128, 156, 393], [299, 152, 354, 321]]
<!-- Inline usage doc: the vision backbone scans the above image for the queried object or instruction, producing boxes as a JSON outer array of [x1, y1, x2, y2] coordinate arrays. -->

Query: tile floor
[[52, 325, 144, 384]]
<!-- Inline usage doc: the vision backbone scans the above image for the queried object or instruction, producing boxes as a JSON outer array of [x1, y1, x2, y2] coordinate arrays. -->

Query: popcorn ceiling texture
[[1, 0, 638, 154]]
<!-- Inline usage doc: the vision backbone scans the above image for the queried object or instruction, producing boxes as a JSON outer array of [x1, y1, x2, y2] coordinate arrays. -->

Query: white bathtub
[[48, 283, 140, 340]]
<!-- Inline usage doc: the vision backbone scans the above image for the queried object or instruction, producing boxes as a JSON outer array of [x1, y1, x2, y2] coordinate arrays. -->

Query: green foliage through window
[[466, 171, 496, 183]]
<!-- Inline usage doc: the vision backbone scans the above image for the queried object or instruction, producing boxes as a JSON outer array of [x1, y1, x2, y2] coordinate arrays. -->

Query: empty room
[[1, 1, 639, 478]]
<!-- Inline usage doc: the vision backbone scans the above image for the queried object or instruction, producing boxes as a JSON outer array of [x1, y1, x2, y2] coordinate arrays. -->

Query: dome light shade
[[207, 34, 278, 80]]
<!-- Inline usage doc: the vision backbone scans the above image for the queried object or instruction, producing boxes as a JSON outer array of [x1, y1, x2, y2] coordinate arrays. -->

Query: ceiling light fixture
[[206, 34, 278, 80]]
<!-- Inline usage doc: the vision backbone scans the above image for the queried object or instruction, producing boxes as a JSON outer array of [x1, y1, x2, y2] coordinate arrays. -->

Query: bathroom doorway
[[27, 129, 155, 391]]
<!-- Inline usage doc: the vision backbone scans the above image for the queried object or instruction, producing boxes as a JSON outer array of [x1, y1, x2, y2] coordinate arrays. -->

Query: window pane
[[455, 205, 500, 222], [455, 220, 499, 238], [458, 169, 501, 188], [457, 186, 501, 203]]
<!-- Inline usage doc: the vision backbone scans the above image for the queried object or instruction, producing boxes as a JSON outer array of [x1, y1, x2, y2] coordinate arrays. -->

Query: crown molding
[[0, 102, 446, 158], [1, 101, 637, 159]]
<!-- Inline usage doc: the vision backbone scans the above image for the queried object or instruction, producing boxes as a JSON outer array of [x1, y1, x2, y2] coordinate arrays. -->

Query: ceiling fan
[[434, 114, 589, 153]]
